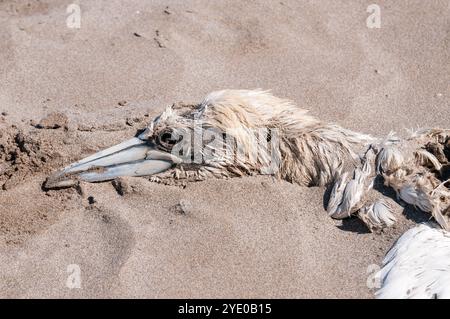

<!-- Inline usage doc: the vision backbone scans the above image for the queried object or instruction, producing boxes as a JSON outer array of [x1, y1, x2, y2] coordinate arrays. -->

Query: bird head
[[44, 90, 287, 189]]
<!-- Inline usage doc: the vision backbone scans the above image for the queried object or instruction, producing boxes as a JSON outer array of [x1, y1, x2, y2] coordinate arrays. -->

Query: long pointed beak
[[44, 136, 179, 189]]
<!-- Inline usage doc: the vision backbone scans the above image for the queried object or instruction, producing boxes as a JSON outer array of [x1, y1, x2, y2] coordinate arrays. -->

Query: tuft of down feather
[[376, 145, 405, 174], [358, 199, 396, 232]]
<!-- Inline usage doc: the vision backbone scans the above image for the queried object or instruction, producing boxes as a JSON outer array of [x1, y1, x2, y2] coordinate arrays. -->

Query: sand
[[0, 0, 448, 298]]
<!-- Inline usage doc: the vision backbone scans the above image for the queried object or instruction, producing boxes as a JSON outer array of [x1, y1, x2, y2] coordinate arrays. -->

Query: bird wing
[[376, 222, 450, 299]]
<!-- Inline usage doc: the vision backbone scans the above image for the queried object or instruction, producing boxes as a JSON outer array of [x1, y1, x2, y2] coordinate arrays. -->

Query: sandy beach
[[0, 0, 448, 298]]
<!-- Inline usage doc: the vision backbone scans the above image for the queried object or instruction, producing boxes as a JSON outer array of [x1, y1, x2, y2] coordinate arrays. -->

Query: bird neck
[[279, 123, 375, 186]]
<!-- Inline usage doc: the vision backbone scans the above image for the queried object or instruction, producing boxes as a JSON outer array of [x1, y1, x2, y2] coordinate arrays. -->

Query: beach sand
[[0, 0, 448, 298]]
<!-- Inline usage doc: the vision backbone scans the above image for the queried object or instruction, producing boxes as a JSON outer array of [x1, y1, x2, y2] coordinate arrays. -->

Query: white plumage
[[358, 200, 397, 232], [376, 223, 450, 299]]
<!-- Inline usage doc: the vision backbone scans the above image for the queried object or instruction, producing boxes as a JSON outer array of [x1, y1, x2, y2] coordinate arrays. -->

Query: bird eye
[[157, 130, 181, 150]]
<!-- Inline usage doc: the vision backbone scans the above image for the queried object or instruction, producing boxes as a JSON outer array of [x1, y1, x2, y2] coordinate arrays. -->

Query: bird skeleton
[[45, 89, 450, 298]]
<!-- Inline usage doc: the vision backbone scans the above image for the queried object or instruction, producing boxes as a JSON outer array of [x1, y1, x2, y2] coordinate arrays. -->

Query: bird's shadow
[[338, 218, 371, 234], [323, 175, 430, 234]]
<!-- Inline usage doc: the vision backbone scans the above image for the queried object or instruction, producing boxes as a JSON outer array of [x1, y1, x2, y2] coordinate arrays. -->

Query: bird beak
[[44, 134, 179, 189]]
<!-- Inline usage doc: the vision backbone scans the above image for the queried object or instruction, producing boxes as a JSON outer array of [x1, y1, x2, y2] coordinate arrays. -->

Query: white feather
[[327, 172, 349, 218], [358, 200, 396, 231], [376, 223, 450, 299], [399, 184, 433, 213], [377, 145, 404, 174], [334, 158, 374, 218]]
